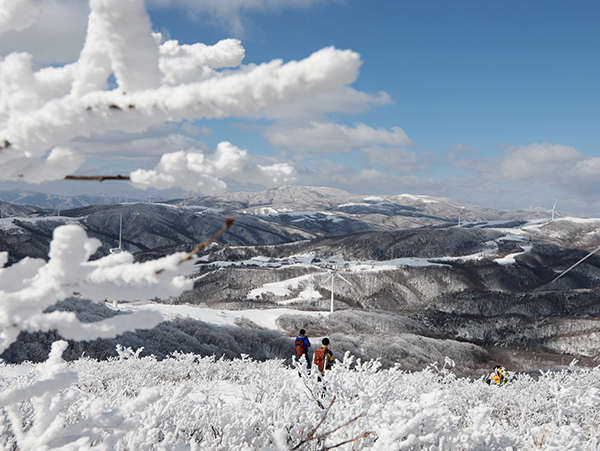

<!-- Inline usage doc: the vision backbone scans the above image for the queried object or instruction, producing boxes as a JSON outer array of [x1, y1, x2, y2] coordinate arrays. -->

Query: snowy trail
[[115, 302, 327, 331]]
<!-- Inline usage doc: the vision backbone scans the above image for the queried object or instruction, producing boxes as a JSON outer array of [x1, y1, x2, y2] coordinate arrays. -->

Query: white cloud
[[146, 0, 334, 36], [70, 133, 210, 163], [0, 0, 89, 66], [448, 144, 479, 154], [251, 87, 392, 122], [362, 146, 423, 174], [130, 141, 296, 193], [499, 143, 583, 183], [179, 122, 214, 138], [265, 121, 414, 155], [295, 158, 442, 195], [10, 146, 85, 183], [438, 142, 600, 214], [0, 0, 43, 36]]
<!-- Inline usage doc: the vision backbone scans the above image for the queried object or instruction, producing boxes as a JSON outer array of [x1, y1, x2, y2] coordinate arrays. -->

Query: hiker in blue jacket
[[294, 329, 311, 368]]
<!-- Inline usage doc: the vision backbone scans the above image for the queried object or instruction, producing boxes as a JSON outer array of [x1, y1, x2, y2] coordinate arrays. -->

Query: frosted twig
[[319, 431, 373, 451], [64, 175, 131, 182], [292, 396, 371, 450], [312, 413, 365, 441], [155, 217, 235, 275], [181, 217, 235, 262]]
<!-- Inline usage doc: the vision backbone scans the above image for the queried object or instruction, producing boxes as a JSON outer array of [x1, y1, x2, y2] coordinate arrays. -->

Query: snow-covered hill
[[2, 343, 600, 450], [2, 190, 600, 375]]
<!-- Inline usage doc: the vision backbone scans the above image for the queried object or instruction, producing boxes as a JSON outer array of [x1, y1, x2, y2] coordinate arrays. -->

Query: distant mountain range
[[1, 185, 599, 373], [0, 185, 553, 226], [0, 185, 558, 263], [0, 189, 130, 210]]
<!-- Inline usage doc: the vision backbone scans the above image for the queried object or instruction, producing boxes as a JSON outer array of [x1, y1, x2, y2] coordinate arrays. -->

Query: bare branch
[[155, 217, 235, 275], [319, 431, 372, 451], [64, 175, 131, 182], [305, 396, 336, 442], [181, 217, 235, 263], [292, 396, 335, 450], [291, 396, 371, 451], [313, 413, 364, 441]]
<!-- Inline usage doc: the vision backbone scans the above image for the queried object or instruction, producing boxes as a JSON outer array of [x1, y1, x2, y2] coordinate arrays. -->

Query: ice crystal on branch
[[0, 224, 195, 352], [0, 0, 360, 192]]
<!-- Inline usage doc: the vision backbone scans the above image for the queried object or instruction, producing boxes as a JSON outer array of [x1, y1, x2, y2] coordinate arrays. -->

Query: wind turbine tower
[[110, 212, 123, 254], [323, 267, 353, 313]]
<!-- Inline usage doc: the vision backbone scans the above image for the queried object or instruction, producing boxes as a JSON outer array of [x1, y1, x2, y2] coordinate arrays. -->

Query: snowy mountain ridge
[[2, 189, 600, 376]]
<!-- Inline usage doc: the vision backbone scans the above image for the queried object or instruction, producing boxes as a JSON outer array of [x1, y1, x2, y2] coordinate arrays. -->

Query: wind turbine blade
[[322, 274, 333, 286], [551, 243, 600, 283], [336, 273, 353, 287]]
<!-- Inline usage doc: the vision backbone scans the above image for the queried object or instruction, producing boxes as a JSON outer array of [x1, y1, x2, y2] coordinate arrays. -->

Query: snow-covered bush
[[1, 349, 600, 450], [0, 0, 368, 446]]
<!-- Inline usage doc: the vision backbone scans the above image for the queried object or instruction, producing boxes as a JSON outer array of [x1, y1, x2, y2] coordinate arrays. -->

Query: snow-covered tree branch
[[0, 0, 361, 347], [0, 224, 196, 352], [0, 0, 360, 192], [0, 1, 370, 448]]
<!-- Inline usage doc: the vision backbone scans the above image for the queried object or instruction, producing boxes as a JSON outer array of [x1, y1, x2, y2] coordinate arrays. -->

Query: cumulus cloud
[[439, 142, 600, 212], [0, 0, 89, 65], [499, 143, 584, 183], [146, 0, 333, 36], [265, 121, 414, 155], [11, 147, 85, 183], [362, 146, 423, 174], [130, 141, 296, 193], [0, 0, 362, 185], [250, 87, 392, 122], [296, 158, 442, 195], [70, 133, 210, 163], [179, 122, 214, 138], [0, 0, 43, 36]]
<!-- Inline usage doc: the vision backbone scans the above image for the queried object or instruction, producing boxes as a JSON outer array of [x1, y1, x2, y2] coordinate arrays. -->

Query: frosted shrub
[[1, 349, 600, 449]]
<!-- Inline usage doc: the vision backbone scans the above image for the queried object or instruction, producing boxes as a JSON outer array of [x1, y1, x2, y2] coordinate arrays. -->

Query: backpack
[[314, 347, 331, 372], [295, 337, 306, 357]]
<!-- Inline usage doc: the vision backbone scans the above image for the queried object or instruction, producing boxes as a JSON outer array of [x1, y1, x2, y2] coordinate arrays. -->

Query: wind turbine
[[458, 206, 465, 226], [322, 267, 353, 313], [549, 202, 557, 221], [109, 212, 123, 254]]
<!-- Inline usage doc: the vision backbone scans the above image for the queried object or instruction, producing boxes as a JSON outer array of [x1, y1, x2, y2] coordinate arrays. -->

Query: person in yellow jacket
[[487, 365, 509, 386], [313, 337, 334, 376]]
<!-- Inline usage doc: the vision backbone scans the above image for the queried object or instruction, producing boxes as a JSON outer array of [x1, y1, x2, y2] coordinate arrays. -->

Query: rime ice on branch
[[0, 0, 361, 192], [0, 224, 195, 352]]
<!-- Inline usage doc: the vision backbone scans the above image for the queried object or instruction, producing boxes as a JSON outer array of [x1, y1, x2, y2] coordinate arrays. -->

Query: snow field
[[118, 303, 325, 331], [0, 345, 599, 450]]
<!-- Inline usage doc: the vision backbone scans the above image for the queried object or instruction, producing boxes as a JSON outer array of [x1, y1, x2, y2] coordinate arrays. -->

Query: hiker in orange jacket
[[313, 337, 334, 376]]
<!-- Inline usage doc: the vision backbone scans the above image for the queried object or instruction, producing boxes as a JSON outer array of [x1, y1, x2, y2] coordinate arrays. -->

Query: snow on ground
[[185, 205, 224, 213], [247, 274, 314, 299], [278, 286, 323, 305], [0, 216, 81, 230], [494, 246, 533, 265], [263, 211, 346, 223], [115, 302, 325, 330]]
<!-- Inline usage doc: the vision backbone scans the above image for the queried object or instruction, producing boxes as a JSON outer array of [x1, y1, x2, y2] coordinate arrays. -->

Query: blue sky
[[1, 0, 599, 215]]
